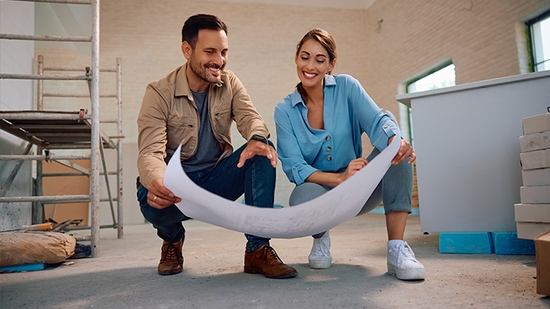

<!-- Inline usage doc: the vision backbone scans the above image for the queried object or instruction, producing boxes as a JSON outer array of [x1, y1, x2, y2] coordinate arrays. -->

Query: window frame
[[526, 9, 550, 72], [405, 61, 455, 93]]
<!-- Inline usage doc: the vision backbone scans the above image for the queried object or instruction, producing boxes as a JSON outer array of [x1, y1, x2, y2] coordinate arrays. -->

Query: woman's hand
[[389, 136, 416, 165], [341, 158, 369, 183]]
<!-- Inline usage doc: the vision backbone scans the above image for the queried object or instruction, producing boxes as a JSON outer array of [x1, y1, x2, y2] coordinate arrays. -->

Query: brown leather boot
[[157, 238, 184, 275], [244, 244, 298, 279]]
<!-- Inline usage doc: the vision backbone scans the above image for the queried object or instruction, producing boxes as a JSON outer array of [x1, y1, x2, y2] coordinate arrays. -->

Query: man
[[136, 14, 297, 279]]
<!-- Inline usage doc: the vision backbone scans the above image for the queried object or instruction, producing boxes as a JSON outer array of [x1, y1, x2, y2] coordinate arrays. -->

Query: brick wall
[[364, 0, 550, 113], [32, 0, 550, 213], [36, 0, 550, 141]]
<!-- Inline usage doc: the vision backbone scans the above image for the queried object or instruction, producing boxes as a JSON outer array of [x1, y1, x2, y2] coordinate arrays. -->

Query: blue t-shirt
[[181, 90, 223, 173], [274, 74, 400, 185]]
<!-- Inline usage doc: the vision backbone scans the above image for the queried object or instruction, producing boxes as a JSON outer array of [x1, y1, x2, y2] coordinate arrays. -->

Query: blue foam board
[[439, 232, 493, 254], [0, 263, 45, 272], [491, 232, 536, 255]]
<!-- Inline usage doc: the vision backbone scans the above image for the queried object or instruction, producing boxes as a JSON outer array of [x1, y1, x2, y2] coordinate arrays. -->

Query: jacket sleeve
[[137, 84, 170, 189], [227, 72, 270, 140]]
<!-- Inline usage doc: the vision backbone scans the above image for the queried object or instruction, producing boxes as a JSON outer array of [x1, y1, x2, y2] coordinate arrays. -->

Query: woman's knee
[[391, 159, 413, 177], [289, 182, 328, 206]]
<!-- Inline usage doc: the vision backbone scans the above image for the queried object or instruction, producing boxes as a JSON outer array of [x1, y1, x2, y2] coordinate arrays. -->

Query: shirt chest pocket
[[168, 113, 194, 128], [213, 108, 232, 135], [167, 114, 195, 143]]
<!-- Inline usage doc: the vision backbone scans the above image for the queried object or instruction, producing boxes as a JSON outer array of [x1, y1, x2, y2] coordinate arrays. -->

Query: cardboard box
[[519, 186, 550, 204], [520, 149, 550, 170], [522, 168, 550, 186], [523, 113, 550, 135], [535, 231, 550, 296], [42, 160, 90, 226], [514, 203, 550, 222], [519, 131, 550, 153], [517, 222, 550, 240]]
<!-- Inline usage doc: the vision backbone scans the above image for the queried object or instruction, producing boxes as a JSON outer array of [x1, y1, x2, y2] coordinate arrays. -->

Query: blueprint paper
[[164, 136, 399, 238]]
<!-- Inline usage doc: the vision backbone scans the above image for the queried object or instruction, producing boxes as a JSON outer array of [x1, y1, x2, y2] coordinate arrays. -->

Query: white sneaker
[[387, 241, 425, 280], [308, 231, 332, 269]]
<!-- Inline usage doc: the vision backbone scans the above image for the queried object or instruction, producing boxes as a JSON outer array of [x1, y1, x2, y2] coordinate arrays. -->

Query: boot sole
[[244, 266, 298, 279], [158, 268, 183, 276]]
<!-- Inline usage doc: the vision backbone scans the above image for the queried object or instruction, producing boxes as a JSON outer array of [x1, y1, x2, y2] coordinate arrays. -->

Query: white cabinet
[[396, 70, 550, 233]]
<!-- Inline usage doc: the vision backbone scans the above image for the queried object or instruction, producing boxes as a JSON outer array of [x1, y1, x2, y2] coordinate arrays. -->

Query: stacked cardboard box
[[535, 231, 550, 296], [516, 113, 550, 239]]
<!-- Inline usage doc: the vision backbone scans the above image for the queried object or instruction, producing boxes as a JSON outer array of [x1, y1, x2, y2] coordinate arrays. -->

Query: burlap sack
[[0, 231, 76, 267]]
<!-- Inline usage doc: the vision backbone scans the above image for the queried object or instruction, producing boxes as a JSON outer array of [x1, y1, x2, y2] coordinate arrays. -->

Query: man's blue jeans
[[137, 142, 276, 253]]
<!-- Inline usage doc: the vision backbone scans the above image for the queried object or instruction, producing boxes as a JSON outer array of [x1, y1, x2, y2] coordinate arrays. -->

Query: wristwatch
[[249, 134, 268, 144]]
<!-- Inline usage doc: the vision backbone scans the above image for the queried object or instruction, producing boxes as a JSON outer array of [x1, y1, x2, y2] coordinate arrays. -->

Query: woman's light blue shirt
[[274, 74, 400, 185]]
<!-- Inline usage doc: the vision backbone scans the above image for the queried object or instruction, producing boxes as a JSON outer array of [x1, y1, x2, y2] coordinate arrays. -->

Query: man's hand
[[389, 136, 416, 165], [237, 140, 278, 168], [147, 178, 181, 209]]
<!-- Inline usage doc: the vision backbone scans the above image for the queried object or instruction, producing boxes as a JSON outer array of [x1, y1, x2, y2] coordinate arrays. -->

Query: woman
[[274, 28, 425, 281]]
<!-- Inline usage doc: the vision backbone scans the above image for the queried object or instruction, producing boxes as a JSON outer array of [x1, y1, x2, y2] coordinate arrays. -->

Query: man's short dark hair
[[182, 14, 228, 48]]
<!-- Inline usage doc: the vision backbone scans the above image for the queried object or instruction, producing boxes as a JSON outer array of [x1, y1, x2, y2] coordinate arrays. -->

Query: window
[[399, 63, 456, 146], [527, 10, 550, 72], [407, 63, 456, 93]]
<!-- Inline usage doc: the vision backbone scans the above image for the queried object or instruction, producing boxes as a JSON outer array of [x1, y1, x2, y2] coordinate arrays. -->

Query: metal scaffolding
[[0, 0, 121, 258]]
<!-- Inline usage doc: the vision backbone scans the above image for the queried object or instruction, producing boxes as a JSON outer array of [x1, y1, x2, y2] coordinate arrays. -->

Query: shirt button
[[325, 136, 331, 141], [326, 156, 332, 161], [326, 146, 332, 152]]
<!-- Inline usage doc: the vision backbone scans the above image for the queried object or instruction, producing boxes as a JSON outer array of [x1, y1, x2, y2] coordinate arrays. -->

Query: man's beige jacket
[[137, 63, 270, 189]]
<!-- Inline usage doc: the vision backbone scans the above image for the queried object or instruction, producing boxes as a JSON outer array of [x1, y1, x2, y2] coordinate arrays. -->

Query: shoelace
[[398, 242, 417, 260], [161, 243, 179, 262], [255, 245, 283, 264]]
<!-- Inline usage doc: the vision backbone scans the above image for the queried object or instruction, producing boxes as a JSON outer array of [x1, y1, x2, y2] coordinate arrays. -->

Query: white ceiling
[[205, 0, 377, 10]]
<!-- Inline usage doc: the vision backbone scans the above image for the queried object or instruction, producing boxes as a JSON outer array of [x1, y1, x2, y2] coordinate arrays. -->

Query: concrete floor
[[1, 214, 549, 309]]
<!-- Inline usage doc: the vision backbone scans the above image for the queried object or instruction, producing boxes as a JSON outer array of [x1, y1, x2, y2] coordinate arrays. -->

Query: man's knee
[[249, 153, 276, 177], [141, 203, 186, 226]]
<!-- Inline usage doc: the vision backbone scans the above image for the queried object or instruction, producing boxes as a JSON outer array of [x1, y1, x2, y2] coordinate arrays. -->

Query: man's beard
[[189, 55, 223, 84]]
